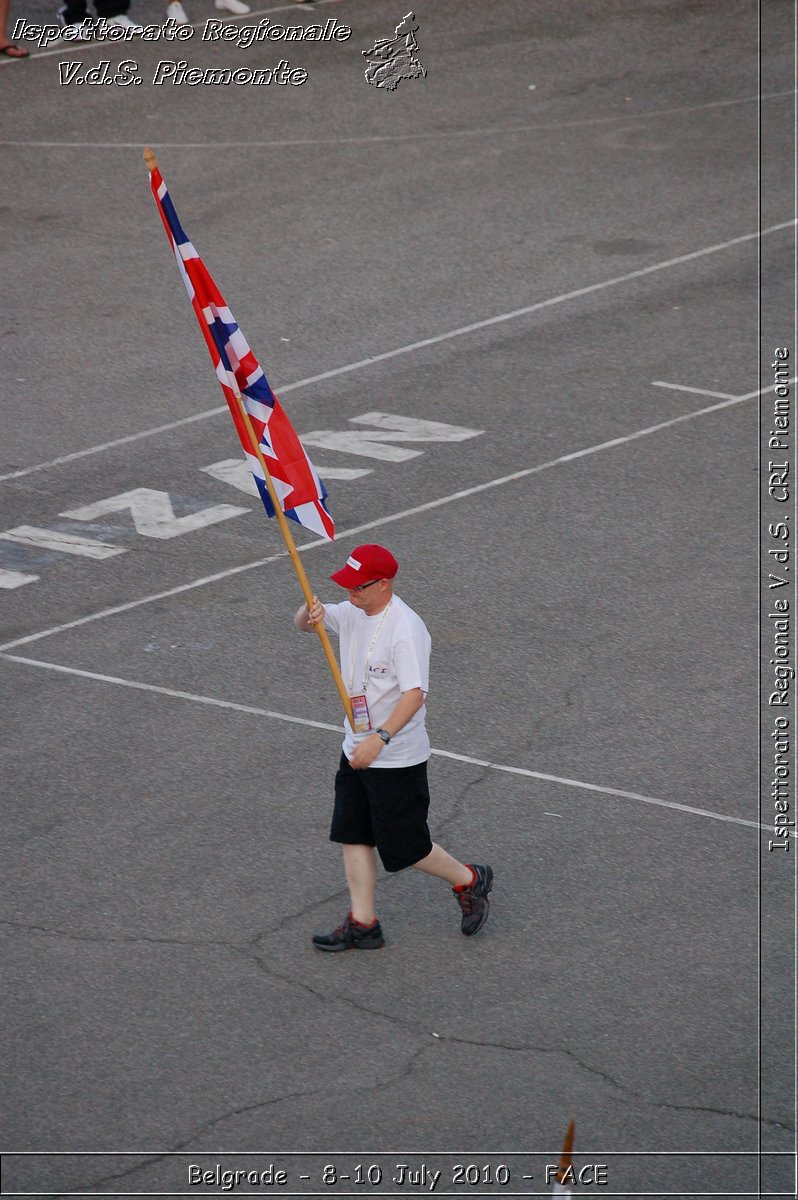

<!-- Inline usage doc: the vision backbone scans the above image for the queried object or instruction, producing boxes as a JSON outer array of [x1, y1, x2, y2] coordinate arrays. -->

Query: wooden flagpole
[[142, 147, 354, 729], [230, 379, 355, 729]]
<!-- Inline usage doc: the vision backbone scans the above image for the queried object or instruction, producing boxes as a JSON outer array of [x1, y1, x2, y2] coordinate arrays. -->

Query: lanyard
[[349, 601, 393, 694]]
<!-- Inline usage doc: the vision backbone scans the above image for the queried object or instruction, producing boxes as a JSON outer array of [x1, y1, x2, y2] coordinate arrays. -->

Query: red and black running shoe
[[312, 915, 385, 952], [453, 864, 493, 936]]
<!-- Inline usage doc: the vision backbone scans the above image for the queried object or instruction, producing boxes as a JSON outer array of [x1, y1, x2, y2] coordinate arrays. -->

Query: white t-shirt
[[323, 594, 431, 768]]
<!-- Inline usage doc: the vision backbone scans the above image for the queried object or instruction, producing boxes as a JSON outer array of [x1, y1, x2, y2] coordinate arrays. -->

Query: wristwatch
[[375, 728, 392, 744]]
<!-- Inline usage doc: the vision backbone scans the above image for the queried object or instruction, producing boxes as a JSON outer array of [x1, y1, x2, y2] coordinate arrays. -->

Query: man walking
[[294, 543, 493, 950]]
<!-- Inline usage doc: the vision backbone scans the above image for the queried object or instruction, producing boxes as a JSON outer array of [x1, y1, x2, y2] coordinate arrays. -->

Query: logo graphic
[[362, 11, 426, 91]]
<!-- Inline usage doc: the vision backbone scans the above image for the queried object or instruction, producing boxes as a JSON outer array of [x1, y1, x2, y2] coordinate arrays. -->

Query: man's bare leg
[[412, 843, 473, 887], [342, 844, 379, 924]]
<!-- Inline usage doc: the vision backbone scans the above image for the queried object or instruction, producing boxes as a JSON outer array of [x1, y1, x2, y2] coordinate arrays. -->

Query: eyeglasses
[[350, 578, 382, 592]]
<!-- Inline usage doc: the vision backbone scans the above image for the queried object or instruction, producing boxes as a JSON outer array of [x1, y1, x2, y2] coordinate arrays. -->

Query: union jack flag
[[147, 163, 335, 540]]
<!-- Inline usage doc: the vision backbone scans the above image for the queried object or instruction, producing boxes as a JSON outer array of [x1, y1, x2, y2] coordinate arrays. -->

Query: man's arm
[[294, 595, 325, 632], [348, 687, 425, 770]]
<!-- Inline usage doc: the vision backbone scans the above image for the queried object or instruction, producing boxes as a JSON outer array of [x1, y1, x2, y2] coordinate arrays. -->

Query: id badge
[[349, 693, 372, 733]]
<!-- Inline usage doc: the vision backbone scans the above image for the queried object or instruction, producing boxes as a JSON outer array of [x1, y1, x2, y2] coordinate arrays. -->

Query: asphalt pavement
[[1, 2, 795, 1198]]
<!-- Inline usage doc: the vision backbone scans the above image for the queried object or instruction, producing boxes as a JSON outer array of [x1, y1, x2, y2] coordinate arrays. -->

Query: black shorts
[[330, 753, 433, 873]]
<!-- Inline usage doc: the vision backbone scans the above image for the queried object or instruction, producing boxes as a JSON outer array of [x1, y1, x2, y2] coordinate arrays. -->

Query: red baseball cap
[[330, 544, 399, 589]]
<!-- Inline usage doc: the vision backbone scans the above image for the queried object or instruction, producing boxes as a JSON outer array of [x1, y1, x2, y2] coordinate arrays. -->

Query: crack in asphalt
[[636, 1095, 794, 1130], [7, 874, 792, 1197], [44, 1045, 433, 1196], [7, 918, 791, 1140], [526, 636, 613, 742], [49, 1087, 323, 1196], [528, 683, 576, 738], [434, 768, 488, 838], [7, 919, 793, 1138], [1, 769, 484, 958], [10, 937, 792, 1197], [245, 885, 353, 944], [0, 917, 240, 951], [247, 958, 794, 1133]]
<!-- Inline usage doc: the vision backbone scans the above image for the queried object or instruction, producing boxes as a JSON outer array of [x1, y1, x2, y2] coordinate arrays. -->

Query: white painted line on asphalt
[[0, 526, 125, 559], [0, 552, 287, 652], [0, 381, 785, 655], [652, 382, 737, 400], [202, 459, 371, 493], [431, 747, 780, 835], [61, 489, 249, 539], [1, 221, 793, 485], [1, 88, 794, 128], [302, 412, 483, 461], [0, 569, 39, 590], [2, 652, 783, 837], [0, 655, 342, 729], [0, 406, 228, 484]]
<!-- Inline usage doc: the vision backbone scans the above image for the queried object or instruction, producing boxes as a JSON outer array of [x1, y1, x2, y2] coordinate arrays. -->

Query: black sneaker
[[312, 914, 385, 952], [453, 864, 493, 936]]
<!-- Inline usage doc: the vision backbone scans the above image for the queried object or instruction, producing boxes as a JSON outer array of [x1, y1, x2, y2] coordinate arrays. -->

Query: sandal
[[0, 43, 30, 58]]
